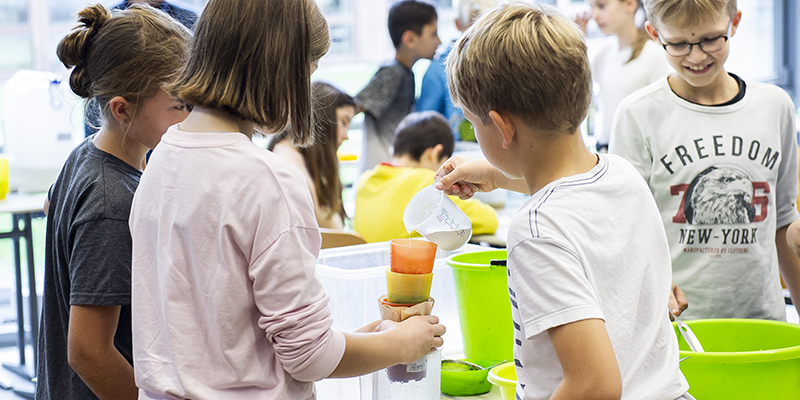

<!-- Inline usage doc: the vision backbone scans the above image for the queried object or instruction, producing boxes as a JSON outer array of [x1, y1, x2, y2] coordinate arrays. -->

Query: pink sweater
[[130, 126, 346, 399]]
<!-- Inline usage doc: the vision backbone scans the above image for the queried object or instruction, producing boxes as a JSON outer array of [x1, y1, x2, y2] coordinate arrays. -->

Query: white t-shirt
[[130, 126, 346, 399], [591, 38, 671, 146], [507, 154, 688, 400], [610, 78, 799, 320]]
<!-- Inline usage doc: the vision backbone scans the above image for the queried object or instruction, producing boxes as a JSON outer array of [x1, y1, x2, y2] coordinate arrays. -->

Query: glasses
[[657, 20, 732, 57]]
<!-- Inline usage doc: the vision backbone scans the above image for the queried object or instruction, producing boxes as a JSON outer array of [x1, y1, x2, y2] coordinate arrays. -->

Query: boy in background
[[610, 0, 800, 320], [356, 0, 441, 174], [436, 3, 691, 399], [416, 0, 498, 140], [354, 111, 497, 243]]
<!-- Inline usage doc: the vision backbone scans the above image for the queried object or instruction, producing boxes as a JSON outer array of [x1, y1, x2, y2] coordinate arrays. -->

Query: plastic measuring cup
[[403, 185, 472, 251]]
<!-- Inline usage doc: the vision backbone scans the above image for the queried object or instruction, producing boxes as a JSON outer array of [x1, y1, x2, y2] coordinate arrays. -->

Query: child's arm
[[328, 315, 445, 378], [777, 223, 800, 318], [434, 157, 529, 200], [548, 318, 622, 400], [68, 305, 138, 400]]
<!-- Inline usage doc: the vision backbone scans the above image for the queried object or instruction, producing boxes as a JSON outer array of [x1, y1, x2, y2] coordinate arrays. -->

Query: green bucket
[[674, 319, 800, 399], [447, 250, 513, 363]]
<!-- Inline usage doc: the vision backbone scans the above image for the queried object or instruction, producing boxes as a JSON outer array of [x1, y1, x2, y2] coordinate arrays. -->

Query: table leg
[[1, 214, 35, 383], [22, 214, 38, 370], [11, 232, 24, 366]]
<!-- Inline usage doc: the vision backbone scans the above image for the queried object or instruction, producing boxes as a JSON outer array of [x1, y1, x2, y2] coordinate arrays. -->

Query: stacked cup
[[379, 238, 438, 383]]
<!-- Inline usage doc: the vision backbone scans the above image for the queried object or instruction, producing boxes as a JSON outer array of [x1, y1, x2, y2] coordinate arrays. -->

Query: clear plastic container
[[314, 242, 483, 400], [359, 348, 441, 400], [1, 70, 84, 192]]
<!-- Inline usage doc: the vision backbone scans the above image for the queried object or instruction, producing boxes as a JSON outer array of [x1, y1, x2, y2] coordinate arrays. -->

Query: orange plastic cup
[[389, 238, 437, 274]]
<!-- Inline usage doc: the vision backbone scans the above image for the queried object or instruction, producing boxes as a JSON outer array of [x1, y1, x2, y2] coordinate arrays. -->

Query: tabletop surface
[[0, 192, 47, 214]]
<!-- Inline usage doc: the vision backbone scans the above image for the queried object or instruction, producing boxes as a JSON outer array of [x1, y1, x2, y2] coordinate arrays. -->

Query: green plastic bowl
[[674, 319, 800, 399], [487, 361, 516, 400], [446, 250, 513, 363], [440, 358, 493, 396]]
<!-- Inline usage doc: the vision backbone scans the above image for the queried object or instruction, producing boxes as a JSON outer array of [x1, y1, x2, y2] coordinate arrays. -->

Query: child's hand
[[376, 315, 445, 364], [354, 319, 382, 333], [668, 281, 688, 319], [573, 11, 590, 35], [434, 157, 498, 200]]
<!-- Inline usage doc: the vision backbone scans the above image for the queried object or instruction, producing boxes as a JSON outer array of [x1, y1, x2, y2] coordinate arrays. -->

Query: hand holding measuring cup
[[435, 157, 529, 199], [434, 157, 496, 200]]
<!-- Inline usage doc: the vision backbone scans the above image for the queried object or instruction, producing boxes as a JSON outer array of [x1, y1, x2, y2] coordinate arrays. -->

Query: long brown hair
[[628, 0, 650, 63], [168, 0, 329, 146], [57, 4, 190, 122], [269, 82, 355, 220]]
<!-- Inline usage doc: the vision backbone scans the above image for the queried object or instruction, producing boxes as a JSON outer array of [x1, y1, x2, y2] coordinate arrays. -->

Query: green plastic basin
[[675, 318, 800, 399]]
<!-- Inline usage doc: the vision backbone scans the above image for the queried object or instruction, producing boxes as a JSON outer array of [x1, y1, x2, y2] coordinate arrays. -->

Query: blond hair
[[169, 0, 330, 147], [446, 2, 591, 134], [57, 4, 190, 123], [644, 0, 737, 30]]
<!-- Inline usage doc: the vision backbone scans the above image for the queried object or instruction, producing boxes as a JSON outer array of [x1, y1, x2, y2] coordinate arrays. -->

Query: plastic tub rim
[[487, 361, 516, 388], [676, 318, 800, 364], [446, 251, 508, 272]]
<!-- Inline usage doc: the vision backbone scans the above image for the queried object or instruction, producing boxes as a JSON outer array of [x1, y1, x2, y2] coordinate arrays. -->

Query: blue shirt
[[416, 41, 463, 137]]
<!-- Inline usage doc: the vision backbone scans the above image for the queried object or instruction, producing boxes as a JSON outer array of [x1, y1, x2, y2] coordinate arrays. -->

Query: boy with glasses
[[610, 0, 800, 321]]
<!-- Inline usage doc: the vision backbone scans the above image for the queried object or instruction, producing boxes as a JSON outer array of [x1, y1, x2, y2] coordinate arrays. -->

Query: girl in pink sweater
[[128, 0, 444, 398]]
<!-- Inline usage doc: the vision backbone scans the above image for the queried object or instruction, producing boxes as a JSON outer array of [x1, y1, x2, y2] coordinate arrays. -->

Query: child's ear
[[644, 21, 659, 43], [730, 10, 742, 37], [430, 143, 444, 162], [488, 110, 516, 149], [624, 0, 638, 13], [454, 17, 465, 32], [108, 96, 134, 125], [401, 30, 417, 49]]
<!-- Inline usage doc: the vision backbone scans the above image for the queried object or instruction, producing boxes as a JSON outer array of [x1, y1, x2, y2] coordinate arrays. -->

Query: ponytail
[[628, 27, 650, 63], [56, 4, 112, 98], [627, 0, 649, 63]]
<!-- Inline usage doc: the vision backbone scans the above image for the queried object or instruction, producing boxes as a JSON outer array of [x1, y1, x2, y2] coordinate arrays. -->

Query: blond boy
[[437, 3, 690, 399], [610, 0, 800, 320]]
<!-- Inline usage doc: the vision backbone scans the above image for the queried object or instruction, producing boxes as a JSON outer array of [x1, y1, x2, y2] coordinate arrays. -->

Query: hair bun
[[56, 4, 112, 98]]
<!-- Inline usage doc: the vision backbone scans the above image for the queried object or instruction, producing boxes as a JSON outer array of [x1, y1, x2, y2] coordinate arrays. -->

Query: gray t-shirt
[[356, 59, 415, 174], [36, 136, 140, 399]]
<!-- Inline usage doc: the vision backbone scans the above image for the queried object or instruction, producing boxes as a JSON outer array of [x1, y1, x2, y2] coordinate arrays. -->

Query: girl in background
[[38, 4, 189, 399], [269, 82, 356, 229], [129, 0, 444, 398], [577, 0, 670, 152]]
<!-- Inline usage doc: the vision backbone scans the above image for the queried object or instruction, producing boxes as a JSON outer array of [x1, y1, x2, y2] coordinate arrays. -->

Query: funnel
[[403, 185, 472, 251]]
